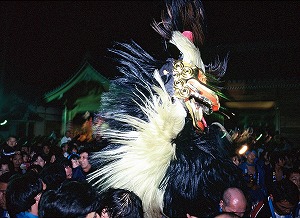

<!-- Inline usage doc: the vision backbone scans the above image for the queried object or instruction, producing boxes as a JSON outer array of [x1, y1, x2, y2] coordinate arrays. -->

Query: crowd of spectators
[[0, 129, 299, 217], [0, 132, 149, 218]]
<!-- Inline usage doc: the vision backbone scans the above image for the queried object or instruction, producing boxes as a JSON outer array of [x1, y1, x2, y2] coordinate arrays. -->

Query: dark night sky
[[1, 1, 300, 103]]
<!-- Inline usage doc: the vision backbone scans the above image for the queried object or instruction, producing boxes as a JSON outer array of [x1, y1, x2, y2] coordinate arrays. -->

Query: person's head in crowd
[[10, 152, 23, 173], [219, 187, 247, 218], [21, 151, 30, 163], [68, 142, 78, 154], [30, 143, 43, 156], [42, 143, 51, 155], [231, 154, 241, 167], [214, 213, 242, 218], [27, 164, 43, 175], [0, 172, 14, 211], [79, 149, 92, 174], [2, 136, 18, 159], [270, 151, 286, 169], [40, 163, 67, 191], [61, 143, 69, 158], [228, 146, 241, 167], [6, 171, 43, 218], [20, 144, 30, 155], [38, 180, 101, 217], [260, 149, 271, 164], [286, 167, 300, 192], [98, 188, 144, 218], [6, 136, 17, 149], [64, 130, 72, 139], [59, 158, 73, 179], [0, 158, 12, 176], [31, 153, 47, 168], [271, 179, 299, 216], [68, 153, 81, 169], [245, 150, 257, 165], [49, 153, 57, 164], [49, 145, 64, 164]]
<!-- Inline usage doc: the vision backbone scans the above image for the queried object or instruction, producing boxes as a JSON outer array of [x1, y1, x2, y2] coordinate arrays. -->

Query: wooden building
[[44, 61, 110, 135]]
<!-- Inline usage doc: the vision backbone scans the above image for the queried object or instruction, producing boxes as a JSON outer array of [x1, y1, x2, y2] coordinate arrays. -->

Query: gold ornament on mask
[[173, 60, 205, 99], [172, 60, 220, 131]]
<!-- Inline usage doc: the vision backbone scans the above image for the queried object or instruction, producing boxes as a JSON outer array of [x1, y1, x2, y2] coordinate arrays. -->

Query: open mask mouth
[[184, 80, 220, 132], [172, 60, 220, 132]]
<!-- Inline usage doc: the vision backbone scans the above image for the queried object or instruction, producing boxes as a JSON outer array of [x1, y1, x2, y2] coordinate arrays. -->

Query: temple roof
[[44, 61, 110, 103]]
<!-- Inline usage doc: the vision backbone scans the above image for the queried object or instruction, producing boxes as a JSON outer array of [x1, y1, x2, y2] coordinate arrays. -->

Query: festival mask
[[171, 60, 220, 131]]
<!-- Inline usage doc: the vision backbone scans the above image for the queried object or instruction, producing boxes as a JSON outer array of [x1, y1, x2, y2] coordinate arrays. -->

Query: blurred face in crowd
[[231, 155, 240, 166], [289, 172, 300, 191], [65, 165, 72, 179], [277, 158, 286, 168], [50, 154, 56, 163], [246, 151, 256, 164], [21, 146, 30, 154], [71, 147, 78, 153], [43, 145, 50, 155], [6, 137, 17, 148], [34, 156, 46, 168], [71, 158, 80, 168], [0, 181, 8, 209], [62, 144, 69, 153], [274, 199, 296, 215], [79, 152, 91, 172], [23, 153, 30, 163], [263, 151, 270, 162], [11, 153, 23, 170], [66, 131, 72, 138], [0, 164, 9, 176]]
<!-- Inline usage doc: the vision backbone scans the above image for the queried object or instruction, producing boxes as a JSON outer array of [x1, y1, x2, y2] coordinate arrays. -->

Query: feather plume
[[88, 73, 186, 218], [169, 30, 205, 71]]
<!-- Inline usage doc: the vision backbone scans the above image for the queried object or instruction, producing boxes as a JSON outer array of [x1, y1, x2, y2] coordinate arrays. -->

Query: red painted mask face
[[172, 60, 220, 132]]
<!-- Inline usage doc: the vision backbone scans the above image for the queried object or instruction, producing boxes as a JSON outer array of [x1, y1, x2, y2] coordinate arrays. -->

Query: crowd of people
[[228, 131, 300, 218], [0, 133, 144, 218], [0, 130, 298, 218]]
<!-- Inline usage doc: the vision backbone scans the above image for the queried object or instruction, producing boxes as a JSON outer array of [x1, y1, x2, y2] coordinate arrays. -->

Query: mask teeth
[[195, 106, 203, 122], [201, 116, 207, 128]]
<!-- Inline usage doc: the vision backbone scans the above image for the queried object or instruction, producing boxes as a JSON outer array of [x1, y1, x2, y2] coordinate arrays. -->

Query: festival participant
[[79, 149, 95, 177], [219, 187, 248, 218], [88, 0, 246, 217], [68, 153, 86, 181], [1, 136, 18, 158], [286, 167, 300, 217], [0, 172, 14, 218], [10, 151, 23, 174], [6, 171, 43, 218], [38, 180, 101, 217], [239, 150, 267, 206], [250, 179, 298, 218], [31, 153, 47, 168], [97, 188, 144, 218], [40, 163, 67, 191]]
